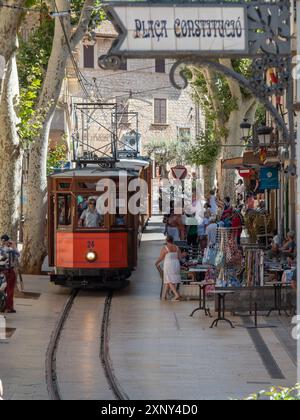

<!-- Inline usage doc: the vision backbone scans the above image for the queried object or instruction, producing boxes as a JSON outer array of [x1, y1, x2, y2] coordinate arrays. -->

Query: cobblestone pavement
[[0, 217, 297, 400]]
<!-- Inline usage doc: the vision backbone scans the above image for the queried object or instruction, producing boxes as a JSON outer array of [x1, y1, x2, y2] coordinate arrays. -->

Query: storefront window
[[57, 195, 71, 227], [77, 195, 104, 229]]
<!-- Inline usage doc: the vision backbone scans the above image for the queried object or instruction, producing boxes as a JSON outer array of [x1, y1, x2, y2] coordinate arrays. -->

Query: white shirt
[[209, 195, 218, 215], [206, 223, 218, 246], [236, 184, 245, 195]]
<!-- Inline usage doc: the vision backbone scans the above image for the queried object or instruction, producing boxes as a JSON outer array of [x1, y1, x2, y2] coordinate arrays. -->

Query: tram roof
[[49, 168, 138, 178], [49, 159, 150, 178]]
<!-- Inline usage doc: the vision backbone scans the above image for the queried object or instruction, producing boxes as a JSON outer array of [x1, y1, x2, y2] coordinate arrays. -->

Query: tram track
[[45, 289, 128, 400], [100, 292, 129, 401], [45, 289, 78, 400]]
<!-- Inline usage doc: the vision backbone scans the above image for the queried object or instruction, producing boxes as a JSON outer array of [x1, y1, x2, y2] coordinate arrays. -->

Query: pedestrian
[[236, 179, 245, 198], [0, 235, 20, 313], [166, 212, 185, 241], [155, 236, 182, 301], [197, 211, 210, 250], [231, 209, 243, 245], [221, 196, 233, 227], [206, 217, 218, 247], [185, 213, 198, 248], [209, 190, 218, 215]]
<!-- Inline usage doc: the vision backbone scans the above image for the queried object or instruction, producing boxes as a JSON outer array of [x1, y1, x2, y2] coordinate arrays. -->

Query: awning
[[222, 151, 262, 170]]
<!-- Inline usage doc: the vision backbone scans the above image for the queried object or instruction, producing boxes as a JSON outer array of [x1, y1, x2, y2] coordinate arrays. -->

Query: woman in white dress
[[156, 236, 182, 301]]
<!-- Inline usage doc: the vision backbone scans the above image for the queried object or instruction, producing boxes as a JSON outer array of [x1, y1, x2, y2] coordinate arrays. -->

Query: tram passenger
[[78, 198, 103, 228]]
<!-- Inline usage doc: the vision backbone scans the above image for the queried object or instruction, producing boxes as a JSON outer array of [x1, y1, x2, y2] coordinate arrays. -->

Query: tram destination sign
[[106, 2, 248, 57]]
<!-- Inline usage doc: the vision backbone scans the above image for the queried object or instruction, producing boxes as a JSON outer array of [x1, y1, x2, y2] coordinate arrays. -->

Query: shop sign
[[259, 167, 279, 190], [238, 169, 253, 178], [106, 3, 248, 56]]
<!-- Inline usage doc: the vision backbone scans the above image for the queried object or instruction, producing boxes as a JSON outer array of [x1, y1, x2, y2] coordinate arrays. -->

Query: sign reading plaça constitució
[[107, 3, 248, 56]]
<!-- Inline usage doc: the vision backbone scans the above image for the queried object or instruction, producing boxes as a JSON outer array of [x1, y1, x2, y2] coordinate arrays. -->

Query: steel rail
[[100, 292, 129, 400], [45, 289, 78, 400]]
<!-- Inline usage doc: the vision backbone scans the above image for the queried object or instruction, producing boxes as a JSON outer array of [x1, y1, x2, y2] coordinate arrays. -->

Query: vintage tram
[[47, 159, 152, 289]]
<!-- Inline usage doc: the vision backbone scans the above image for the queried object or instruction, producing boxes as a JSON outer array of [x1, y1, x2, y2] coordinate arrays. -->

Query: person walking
[[156, 236, 182, 301], [206, 217, 218, 247], [231, 209, 244, 245], [0, 235, 20, 313], [209, 190, 218, 215]]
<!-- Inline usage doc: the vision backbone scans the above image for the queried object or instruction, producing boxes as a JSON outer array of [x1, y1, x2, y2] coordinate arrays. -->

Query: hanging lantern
[[256, 125, 273, 147], [240, 118, 252, 140]]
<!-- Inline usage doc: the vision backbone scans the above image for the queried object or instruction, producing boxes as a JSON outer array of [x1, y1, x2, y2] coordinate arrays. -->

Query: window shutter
[[160, 100, 167, 124], [155, 59, 165, 73], [154, 99, 167, 124], [83, 45, 94, 68]]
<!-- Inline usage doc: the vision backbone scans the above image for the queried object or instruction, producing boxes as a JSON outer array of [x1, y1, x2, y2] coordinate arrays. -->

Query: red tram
[[47, 159, 152, 288]]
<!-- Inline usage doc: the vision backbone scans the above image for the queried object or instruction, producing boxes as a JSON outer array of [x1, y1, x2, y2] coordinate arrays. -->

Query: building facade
[[53, 21, 203, 165]]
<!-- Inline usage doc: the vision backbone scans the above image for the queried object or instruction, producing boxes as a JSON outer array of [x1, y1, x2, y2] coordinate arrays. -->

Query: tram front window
[[77, 196, 104, 228], [57, 195, 71, 227]]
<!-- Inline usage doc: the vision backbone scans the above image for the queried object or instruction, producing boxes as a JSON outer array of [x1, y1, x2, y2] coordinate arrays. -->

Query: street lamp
[[256, 125, 274, 147], [240, 118, 252, 140]]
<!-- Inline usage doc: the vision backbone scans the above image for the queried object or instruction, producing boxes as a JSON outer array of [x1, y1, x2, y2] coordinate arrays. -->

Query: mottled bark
[[0, 55, 22, 239], [21, 0, 95, 273], [221, 98, 257, 199], [0, 1, 25, 101], [202, 163, 216, 197]]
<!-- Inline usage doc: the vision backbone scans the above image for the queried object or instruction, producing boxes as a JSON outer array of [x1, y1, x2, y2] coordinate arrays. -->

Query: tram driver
[[78, 198, 103, 228]]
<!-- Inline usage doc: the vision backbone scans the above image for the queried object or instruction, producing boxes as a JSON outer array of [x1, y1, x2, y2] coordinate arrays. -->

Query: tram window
[[57, 195, 71, 227], [112, 208, 127, 227], [77, 181, 97, 190], [58, 182, 71, 190], [77, 195, 104, 229]]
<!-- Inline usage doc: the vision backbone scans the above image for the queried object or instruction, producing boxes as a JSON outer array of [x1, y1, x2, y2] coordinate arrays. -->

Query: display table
[[209, 290, 236, 329], [186, 280, 213, 318], [266, 282, 290, 317]]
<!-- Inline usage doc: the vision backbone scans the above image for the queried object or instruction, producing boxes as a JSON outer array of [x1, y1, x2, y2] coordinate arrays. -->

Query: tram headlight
[[86, 251, 97, 262]]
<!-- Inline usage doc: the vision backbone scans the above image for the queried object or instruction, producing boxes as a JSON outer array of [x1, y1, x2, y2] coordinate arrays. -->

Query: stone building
[[57, 21, 204, 164]]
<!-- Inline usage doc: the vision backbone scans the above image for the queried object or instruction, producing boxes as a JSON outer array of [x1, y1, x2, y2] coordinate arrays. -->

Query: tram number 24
[[87, 241, 95, 249]]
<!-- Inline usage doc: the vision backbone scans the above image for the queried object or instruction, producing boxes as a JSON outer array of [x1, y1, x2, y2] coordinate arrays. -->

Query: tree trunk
[[21, 0, 94, 273], [0, 1, 25, 101], [21, 11, 69, 273], [221, 108, 245, 199], [202, 163, 216, 197], [219, 99, 257, 199], [0, 54, 22, 239]]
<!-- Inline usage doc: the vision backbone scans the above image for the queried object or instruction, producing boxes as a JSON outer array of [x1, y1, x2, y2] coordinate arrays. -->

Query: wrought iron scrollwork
[[247, 1, 291, 55], [98, 54, 122, 71], [169, 57, 291, 142], [250, 56, 290, 97]]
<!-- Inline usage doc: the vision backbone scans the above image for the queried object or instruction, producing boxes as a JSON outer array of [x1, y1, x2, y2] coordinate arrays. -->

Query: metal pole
[[296, 0, 300, 384]]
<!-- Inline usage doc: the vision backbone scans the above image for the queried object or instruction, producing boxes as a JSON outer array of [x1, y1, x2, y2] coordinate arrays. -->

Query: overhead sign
[[107, 3, 248, 56]]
